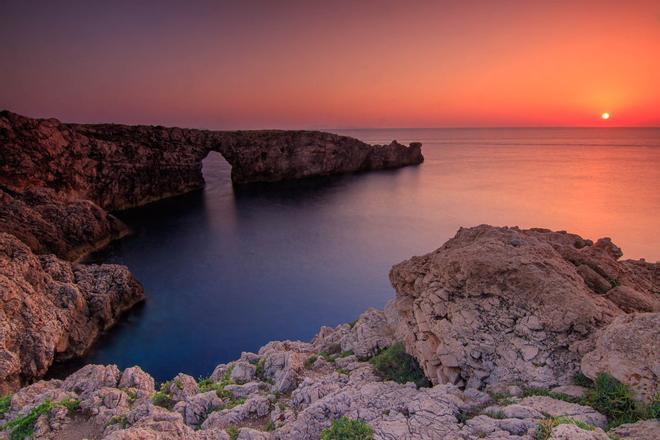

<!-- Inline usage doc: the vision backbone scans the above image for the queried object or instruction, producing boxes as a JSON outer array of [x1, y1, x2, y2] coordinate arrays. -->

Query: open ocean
[[51, 127, 660, 383]]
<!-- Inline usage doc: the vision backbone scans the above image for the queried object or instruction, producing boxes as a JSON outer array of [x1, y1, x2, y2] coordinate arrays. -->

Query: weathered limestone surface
[[386, 225, 658, 390], [581, 312, 659, 401], [0, 233, 144, 393], [2, 311, 639, 440]]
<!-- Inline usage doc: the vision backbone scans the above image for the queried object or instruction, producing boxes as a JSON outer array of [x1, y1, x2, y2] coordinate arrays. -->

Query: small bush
[[573, 372, 594, 388], [226, 425, 240, 440], [304, 355, 318, 369], [487, 410, 506, 419], [534, 417, 595, 440], [320, 417, 372, 440], [2, 398, 80, 440], [264, 420, 275, 432], [336, 368, 350, 376], [583, 373, 643, 429], [152, 391, 173, 409], [0, 395, 11, 416], [369, 343, 430, 388]]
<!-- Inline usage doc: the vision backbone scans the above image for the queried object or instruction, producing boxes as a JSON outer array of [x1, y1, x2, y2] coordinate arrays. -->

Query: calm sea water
[[53, 128, 660, 383]]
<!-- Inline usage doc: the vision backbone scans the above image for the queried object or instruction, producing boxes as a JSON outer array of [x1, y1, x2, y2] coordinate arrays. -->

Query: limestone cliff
[[0, 111, 423, 212]]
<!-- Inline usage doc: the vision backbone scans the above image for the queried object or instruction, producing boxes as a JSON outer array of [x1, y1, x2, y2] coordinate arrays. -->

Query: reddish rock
[[0, 233, 144, 392]]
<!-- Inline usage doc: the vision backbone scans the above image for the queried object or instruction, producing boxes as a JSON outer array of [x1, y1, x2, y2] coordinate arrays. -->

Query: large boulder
[[0, 233, 144, 392], [386, 226, 656, 390], [581, 312, 659, 401]]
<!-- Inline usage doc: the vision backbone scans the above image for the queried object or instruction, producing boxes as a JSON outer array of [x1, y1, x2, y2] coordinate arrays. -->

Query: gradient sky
[[1, 0, 659, 129]]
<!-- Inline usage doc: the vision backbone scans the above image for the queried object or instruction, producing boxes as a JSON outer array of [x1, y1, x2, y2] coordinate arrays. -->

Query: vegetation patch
[[108, 415, 128, 428], [336, 368, 350, 376], [304, 354, 318, 369], [369, 343, 430, 388], [486, 410, 506, 419], [1, 398, 80, 440], [320, 417, 373, 440], [0, 395, 11, 417], [534, 416, 595, 440], [582, 373, 652, 429], [488, 391, 515, 406], [264, 419, 275, 432], [522, 387, 580, 404], [152, 380, 175, 409], [573, 372, 594, 388], [255, 359, 273, 384], [226, 425, 240, 440]]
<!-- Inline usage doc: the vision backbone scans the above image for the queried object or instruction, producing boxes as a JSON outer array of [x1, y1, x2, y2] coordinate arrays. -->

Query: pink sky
[[1, 0, 658, 128]]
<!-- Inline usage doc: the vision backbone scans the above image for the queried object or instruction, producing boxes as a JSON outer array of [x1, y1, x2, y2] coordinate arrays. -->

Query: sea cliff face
[[0, 111, 423, 212]]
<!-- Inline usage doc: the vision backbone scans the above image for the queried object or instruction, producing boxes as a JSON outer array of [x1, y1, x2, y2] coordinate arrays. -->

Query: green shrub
[[2, 398, 80, 440], [0, 395, 11, 417], [152, 390, 173, 409], [583, 373, 644, 429], [255, 359, 273, 384], [487, 410, 506, 419], [264, 420, 275, 432], [226, 425, 240, 440], [534, 417, 595, 440], [573, 372, 594, 388], [304, 355, 318, 369], [336, 368, 350, 376], [369, 343, 430, 388], [320, 417, 372, 440]]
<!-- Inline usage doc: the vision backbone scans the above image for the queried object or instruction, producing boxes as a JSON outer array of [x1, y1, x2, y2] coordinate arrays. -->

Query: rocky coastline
[[0, 112, 658, 439]]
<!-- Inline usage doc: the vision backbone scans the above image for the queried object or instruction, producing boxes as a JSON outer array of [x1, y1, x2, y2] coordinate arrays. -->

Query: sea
[[49, 127, 660, 383]]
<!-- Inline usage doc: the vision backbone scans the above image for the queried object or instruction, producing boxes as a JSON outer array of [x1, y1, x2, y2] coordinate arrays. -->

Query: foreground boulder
[[0, 233, 144, 392], [581, 312, 659, 401], [387, 225, 658, 390]]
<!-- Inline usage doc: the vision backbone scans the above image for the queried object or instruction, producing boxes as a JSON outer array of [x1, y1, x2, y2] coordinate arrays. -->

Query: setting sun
[[601, 112, 611, 120]]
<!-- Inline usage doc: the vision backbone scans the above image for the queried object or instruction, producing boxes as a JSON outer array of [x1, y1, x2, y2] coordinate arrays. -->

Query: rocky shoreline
[[0, 112, 658, 439], [1, 226, 657, 439]]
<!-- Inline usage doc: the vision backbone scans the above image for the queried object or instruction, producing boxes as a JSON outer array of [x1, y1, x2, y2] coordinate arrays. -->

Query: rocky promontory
[[0, 226, 657, 439], [0, 111, 423, 212]]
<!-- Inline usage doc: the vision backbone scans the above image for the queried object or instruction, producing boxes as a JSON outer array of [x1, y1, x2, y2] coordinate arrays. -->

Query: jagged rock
[[604, 285, 660, 313], [225, 382, 267, 399], [338, 308, 394, 359], [581, 312, 659, 401], [237, 428, 272, 440], [386, 226, 656, 390], [465, 415, 537, 437], [0, 111, 423, 211], [62, 365, 121, 397], [549, 424, 609, 439], [119, 366, 156, 395], [258, 341, 310, 394], [0, 235, 144, 392], [201, 396, 270, 430], [173, 391, 222, 426], [550, 385, 588, 399], [168, 374, 199, 403], [515, 396, 607, 428], [609, 419, 660, 440], [231, 361, 257, 384]]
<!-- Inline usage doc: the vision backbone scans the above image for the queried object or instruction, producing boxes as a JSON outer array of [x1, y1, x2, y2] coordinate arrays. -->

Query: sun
[[601, 112, 610, 120]]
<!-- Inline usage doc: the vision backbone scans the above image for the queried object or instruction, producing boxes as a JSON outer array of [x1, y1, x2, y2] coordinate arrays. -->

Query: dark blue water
[[57, 128, 660, 383]]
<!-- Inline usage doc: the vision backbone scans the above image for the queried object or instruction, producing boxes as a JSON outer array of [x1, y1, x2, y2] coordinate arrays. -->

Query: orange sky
[[1, 0, 658, 128]]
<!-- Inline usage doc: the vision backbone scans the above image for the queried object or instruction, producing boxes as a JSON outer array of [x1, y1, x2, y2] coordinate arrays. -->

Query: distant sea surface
[[52, 128, 660, 383]]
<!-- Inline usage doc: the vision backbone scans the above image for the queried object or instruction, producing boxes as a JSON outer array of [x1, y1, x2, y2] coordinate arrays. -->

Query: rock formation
[[0, 233, 144, 393], [0, 111, 423, 212], [0, 308, 655, 439], [581, 312, 659, 401], [386, 225, 658, 390]]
